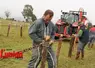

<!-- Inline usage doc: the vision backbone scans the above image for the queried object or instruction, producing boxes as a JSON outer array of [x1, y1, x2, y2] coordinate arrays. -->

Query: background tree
[[22, 4, 37, 22], [32, 14, 37, 22], [5, 10, 11, 19]]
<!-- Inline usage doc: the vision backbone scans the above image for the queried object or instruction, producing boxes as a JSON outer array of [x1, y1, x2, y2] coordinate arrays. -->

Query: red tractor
[[55, 9, 87, 40]]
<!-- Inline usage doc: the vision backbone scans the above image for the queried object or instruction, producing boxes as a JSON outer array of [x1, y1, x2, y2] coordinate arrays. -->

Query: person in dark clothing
[[73, 23, 91, 59], [28, 10, 56, 68], [88, 26, 95, 48]]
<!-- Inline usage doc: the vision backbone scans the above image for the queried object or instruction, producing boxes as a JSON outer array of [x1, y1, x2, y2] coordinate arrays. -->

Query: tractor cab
[[55, 11, 70, 39], [69, 10, 87, 33]]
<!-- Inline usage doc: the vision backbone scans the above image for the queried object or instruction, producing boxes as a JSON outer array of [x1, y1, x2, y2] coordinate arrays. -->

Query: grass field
[[0, 19, 95, 68]]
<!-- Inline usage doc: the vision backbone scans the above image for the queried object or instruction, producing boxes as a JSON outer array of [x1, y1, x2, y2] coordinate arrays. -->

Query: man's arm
[[73, 29, 83, 37], [77, 29, 83, 37], [28, 21, 42, 43]]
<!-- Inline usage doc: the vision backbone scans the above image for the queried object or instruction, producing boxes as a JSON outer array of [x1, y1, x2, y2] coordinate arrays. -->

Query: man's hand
[[72, 34, 77, 37], [49, 40, 54, 45], [44, 35, 50, 41], [60, 34, 63, 37]]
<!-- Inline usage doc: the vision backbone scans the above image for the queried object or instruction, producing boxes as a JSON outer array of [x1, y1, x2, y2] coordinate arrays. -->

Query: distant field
[[0, 19, 95, 68]]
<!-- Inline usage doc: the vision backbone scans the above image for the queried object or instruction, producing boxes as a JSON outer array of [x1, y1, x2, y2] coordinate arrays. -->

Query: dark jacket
[[28, 18, 55, 44], [79, 25, 89, 43]]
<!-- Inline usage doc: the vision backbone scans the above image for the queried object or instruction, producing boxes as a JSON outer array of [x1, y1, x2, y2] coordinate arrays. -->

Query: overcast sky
[[0, 0, 95, 24]]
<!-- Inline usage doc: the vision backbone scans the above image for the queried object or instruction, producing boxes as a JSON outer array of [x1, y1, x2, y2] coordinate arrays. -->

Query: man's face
[[44, 14, 53, 22]]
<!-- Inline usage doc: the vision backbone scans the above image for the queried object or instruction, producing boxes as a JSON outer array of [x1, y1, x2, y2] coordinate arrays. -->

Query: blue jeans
[[77, 40, 87, 52]]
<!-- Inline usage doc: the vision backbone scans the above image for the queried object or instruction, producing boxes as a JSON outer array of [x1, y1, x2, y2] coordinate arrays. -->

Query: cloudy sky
[[0, 0, 95, 24]]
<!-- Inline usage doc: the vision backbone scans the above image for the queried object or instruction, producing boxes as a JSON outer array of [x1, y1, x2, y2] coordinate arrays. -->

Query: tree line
[[4, 4, 37, 22]]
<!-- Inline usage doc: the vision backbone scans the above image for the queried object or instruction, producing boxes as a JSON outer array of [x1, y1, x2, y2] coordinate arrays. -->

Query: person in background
[[88, 25, 95, 48], [73, 19, 92, 59]]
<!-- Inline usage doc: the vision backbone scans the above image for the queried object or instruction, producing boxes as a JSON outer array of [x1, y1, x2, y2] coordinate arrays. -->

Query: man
[[74, 22, 92, 59], [88, 26, 95, 48], [28, 10, 56, 68]]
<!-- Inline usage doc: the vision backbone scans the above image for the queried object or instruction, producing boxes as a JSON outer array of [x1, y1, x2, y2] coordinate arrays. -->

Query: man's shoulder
[[32, 18, 43, 25], [35, 18, 43, 23]]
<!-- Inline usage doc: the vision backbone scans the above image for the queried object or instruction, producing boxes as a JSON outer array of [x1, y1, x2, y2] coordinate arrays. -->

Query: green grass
[[0, 19, 95, 68]]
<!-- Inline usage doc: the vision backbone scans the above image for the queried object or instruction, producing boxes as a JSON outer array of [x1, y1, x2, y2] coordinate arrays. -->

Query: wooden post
[[0, 23, 1, 35], [7, 24, 10, 37], [56, 36, 63, 68], [15, 23, 17, 28], [20, 25, 22, 37], [68, 36, 75, 57], [40, 41, 48, 68], [40, 41, 49, 68], [73, 37, 77, 50], [0, 23, 1, 31]]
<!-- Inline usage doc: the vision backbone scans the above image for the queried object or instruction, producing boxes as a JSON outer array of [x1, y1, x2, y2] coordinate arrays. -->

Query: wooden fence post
[[20, 25, 22, 37], [7, 24, 11, 37]]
